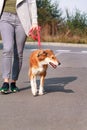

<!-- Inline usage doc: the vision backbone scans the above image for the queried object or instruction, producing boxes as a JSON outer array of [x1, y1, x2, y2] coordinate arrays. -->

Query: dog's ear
[[37, 50, 43, 57], [37, 50, 47, 57]]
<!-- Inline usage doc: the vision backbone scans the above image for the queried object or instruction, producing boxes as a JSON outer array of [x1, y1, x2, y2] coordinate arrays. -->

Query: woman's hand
[[29, 25, 41, 40], [30, 25, 39, 31]]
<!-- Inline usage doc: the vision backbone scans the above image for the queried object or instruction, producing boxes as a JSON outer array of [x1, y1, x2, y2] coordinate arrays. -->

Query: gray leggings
[[0, 12, 26, 80]]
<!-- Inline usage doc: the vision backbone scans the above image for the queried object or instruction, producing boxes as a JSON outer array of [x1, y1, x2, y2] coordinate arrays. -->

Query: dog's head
[[37, 49, 61, 68]]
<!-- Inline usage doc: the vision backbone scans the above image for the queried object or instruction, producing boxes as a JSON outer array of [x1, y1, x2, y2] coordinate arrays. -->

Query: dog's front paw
[[32, 92, 38, 97], [33, 93, 38, 96], [38, 89, 44, 96], [31, 88, 38, 96]]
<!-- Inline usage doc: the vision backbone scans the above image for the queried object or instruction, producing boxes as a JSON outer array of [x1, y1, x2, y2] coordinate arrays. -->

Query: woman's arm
[[28, 0, 38, 26]]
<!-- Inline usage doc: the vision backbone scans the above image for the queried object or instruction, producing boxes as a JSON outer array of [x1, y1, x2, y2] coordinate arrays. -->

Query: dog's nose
[[58, 62, 61, 65]]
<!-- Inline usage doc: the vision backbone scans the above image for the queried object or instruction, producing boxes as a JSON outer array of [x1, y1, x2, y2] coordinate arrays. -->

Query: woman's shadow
[[42, 76, 77, 94]]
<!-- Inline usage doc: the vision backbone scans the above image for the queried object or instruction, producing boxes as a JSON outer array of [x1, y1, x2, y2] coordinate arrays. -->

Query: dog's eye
[[43, 51, 47, 56], [51, 56, 55, 59]]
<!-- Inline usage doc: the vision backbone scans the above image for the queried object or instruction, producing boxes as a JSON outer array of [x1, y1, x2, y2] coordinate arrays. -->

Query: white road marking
[[30, 49, 37, 51], [56, 50, 71, 53], [81, 51, 87, 53], [56, 50, 87, 54]]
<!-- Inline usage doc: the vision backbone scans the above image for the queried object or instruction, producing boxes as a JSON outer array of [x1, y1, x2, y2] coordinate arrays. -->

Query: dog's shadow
[[19, 76, 77, 94], [41, 76, 77, 93]]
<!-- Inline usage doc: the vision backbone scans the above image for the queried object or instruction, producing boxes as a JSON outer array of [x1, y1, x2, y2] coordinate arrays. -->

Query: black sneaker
[[0, 82, 9, 93], [10, 82, 19, 92]]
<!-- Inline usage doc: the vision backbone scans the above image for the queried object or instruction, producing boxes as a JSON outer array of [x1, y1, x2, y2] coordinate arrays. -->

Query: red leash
[[29, 26, 41, 48]]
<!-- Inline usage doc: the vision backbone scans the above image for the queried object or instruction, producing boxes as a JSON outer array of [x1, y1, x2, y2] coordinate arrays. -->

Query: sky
[[52, 0, 87, 16]]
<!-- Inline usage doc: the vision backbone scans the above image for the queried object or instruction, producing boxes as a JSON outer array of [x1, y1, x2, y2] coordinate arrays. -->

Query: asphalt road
[[0, 43, 87, 130]]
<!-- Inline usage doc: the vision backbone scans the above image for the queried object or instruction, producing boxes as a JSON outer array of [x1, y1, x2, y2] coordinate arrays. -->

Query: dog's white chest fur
[[32, 66, 44, 75]]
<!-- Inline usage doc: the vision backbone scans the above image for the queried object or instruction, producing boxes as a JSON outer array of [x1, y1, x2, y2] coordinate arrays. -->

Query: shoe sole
[[11, 89, 19, 93], [0, 89, 19, 94], [11, 90, 17, 93], [1, 90, 9, 94]]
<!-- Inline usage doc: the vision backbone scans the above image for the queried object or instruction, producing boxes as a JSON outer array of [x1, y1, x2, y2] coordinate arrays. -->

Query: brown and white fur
[[28, 49, 61, 96]]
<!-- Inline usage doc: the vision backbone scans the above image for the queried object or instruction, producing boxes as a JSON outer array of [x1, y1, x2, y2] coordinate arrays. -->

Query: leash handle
[[29, 26, 41, 48]]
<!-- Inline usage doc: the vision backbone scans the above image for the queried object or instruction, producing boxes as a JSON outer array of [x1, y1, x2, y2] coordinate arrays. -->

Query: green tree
[[36, 0, 63, 36], [66, 9, 87, 35]]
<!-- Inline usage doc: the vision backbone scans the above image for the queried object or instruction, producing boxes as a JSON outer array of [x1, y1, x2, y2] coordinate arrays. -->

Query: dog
[[28, 49, 61, 96]]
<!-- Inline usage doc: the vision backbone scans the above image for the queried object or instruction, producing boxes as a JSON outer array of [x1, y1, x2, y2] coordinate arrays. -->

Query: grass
[[40, 34, 87, 44]]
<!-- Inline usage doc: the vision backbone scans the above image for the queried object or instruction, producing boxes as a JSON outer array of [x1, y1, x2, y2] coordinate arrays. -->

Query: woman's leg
[[12, 19, 26, 81], [0, 21, 15, 81], [0, 13, 15, 93]]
